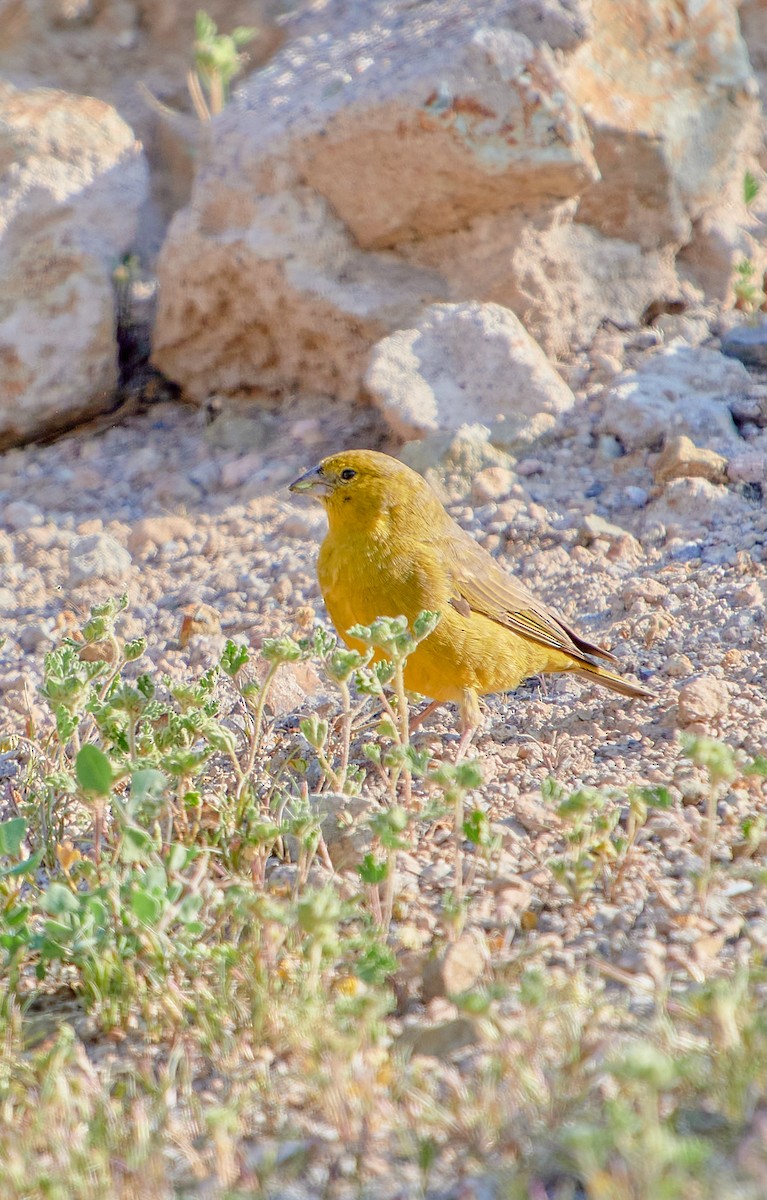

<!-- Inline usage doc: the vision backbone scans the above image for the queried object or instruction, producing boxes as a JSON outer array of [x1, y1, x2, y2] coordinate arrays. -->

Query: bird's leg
[[455, 724, 477, 761], [409, 698, 443, 734], [456, 689, 482, 761]]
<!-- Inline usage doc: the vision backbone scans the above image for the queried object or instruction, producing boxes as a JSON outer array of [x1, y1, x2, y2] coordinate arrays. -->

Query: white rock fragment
[[600, 345, 751, 453], [68, 533, 131, 586], [663, 653, 694, 679], [3, 501, 43, 530], [579, 513, 632, 544], [677, 675, 730, 726], [653, 435, 727, 485], [643, 477, 752, 537], [471, 466, 516, 505], [127, 516, 195, 555], [366, 302, 574, 441]]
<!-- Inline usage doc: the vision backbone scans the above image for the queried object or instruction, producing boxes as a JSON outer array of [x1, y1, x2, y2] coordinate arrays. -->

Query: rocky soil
[[2, 319, 767, 1005], [3, 3, 767, 1189]]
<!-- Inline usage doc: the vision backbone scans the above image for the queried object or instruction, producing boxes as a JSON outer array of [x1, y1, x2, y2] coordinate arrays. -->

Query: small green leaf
[[297, 888, 342, 937], [75, 745, 113, 795], [326, 648, 366, 683], [41, 883, 80, 916], [463, 808, 491, 847], [130, 769, 168, 804], [312, 628, 336, 656], [355, 942, 397, 985], [0, 818, 27, 858], [231, 25, 258, 46], [454, 760, 483, 790], [120, 826, 157, 863], [167, 843, 192, 872], [412, 610, 441, 640], [220, 639, 249, 677], [124, 637, 147, 662], [82, 615, 109, 643], [195, 10, 216, 40], [680, 733, 735, 783], [609, 1042, 677, 1089], [131, 889, 162, 924], [744, 169, 760, 206], [203, 720, 237, 755], [262, 636, 303, 664], [0, 850, 43, 880], [178, 894, 204, 924], [300, 715, 328, 750], [55, 707, 78, 743], [358, 854, 388, 885]]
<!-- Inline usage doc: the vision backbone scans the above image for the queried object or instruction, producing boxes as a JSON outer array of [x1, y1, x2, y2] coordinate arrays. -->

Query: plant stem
[[381, 847, 397, 932], [700, 784, 719, 903], [235, 662, 280, 814], [453, 787, 464, 903], [393, 664, 412, 807], [337, 680, 353, 791]]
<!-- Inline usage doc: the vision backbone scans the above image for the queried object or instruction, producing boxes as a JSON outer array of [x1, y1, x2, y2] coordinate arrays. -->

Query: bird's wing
[[441, 522, 617, 666]]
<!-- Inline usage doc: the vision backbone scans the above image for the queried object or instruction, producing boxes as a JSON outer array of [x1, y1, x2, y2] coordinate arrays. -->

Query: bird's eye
[[340, 468, 357, 481]]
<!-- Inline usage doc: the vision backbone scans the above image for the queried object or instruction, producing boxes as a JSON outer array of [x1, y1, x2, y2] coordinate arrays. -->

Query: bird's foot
[[455, 725, 478, 762]]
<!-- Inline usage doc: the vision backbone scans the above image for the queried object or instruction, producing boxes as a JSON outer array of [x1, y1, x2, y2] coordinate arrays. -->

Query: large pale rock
[[152, 1, 597, 401], [263, 0, 597, 249], [365, 301, 574, 440], [400, 205, 680, 355], [153, 190, 446, 403], [289, 0, 594, 54], [733, 1, 767, 155], [567, 0, 759, 253], [0, 3, 285, 231], [152, 0, 761, 398], [293, 27, 597, 249], [600, 345, 751, 453], [571, 0, 767, 309], [0, 84, 148, 447]]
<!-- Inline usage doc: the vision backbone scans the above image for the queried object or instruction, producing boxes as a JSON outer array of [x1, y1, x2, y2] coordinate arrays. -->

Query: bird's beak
[[288, 464, 331, 495]]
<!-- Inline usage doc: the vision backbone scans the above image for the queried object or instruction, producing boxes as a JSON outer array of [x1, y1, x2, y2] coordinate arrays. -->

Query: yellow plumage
[[289, 449, 651, 752]]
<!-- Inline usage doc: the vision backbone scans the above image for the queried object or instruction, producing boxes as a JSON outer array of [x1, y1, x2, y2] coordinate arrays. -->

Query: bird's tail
[[570, 663, 654, 700]]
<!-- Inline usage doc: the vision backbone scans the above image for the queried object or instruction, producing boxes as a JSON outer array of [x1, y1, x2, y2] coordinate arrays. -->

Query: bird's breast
[[318, 527, 447, 633], [316, 531, 534, 704]]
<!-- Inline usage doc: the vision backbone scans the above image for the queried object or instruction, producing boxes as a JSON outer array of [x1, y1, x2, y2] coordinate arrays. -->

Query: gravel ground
[[2, 345, 767, 995]]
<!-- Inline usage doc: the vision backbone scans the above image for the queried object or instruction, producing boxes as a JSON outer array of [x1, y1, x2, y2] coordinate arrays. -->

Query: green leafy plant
[[680, 733, 737, 901], [188, 10, 258, 120], [545, 779, 673, 904], [546, 781, 621, 903], [4, 594, 767, 1198], [744, 169, 760, 207], [733, 258, 765, 315]]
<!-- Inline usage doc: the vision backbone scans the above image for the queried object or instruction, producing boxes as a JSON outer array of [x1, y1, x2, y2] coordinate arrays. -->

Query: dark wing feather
[[440, 520, 617, 667]]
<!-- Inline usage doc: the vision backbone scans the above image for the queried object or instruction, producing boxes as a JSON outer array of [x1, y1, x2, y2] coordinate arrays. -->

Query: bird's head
[[288, 449, 437, 532]]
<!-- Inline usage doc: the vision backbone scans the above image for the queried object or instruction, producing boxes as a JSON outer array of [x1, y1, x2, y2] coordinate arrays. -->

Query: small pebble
[[68, 533, 132, 587], [677, 674, 729, 726], [3, 501, 43, 530]]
